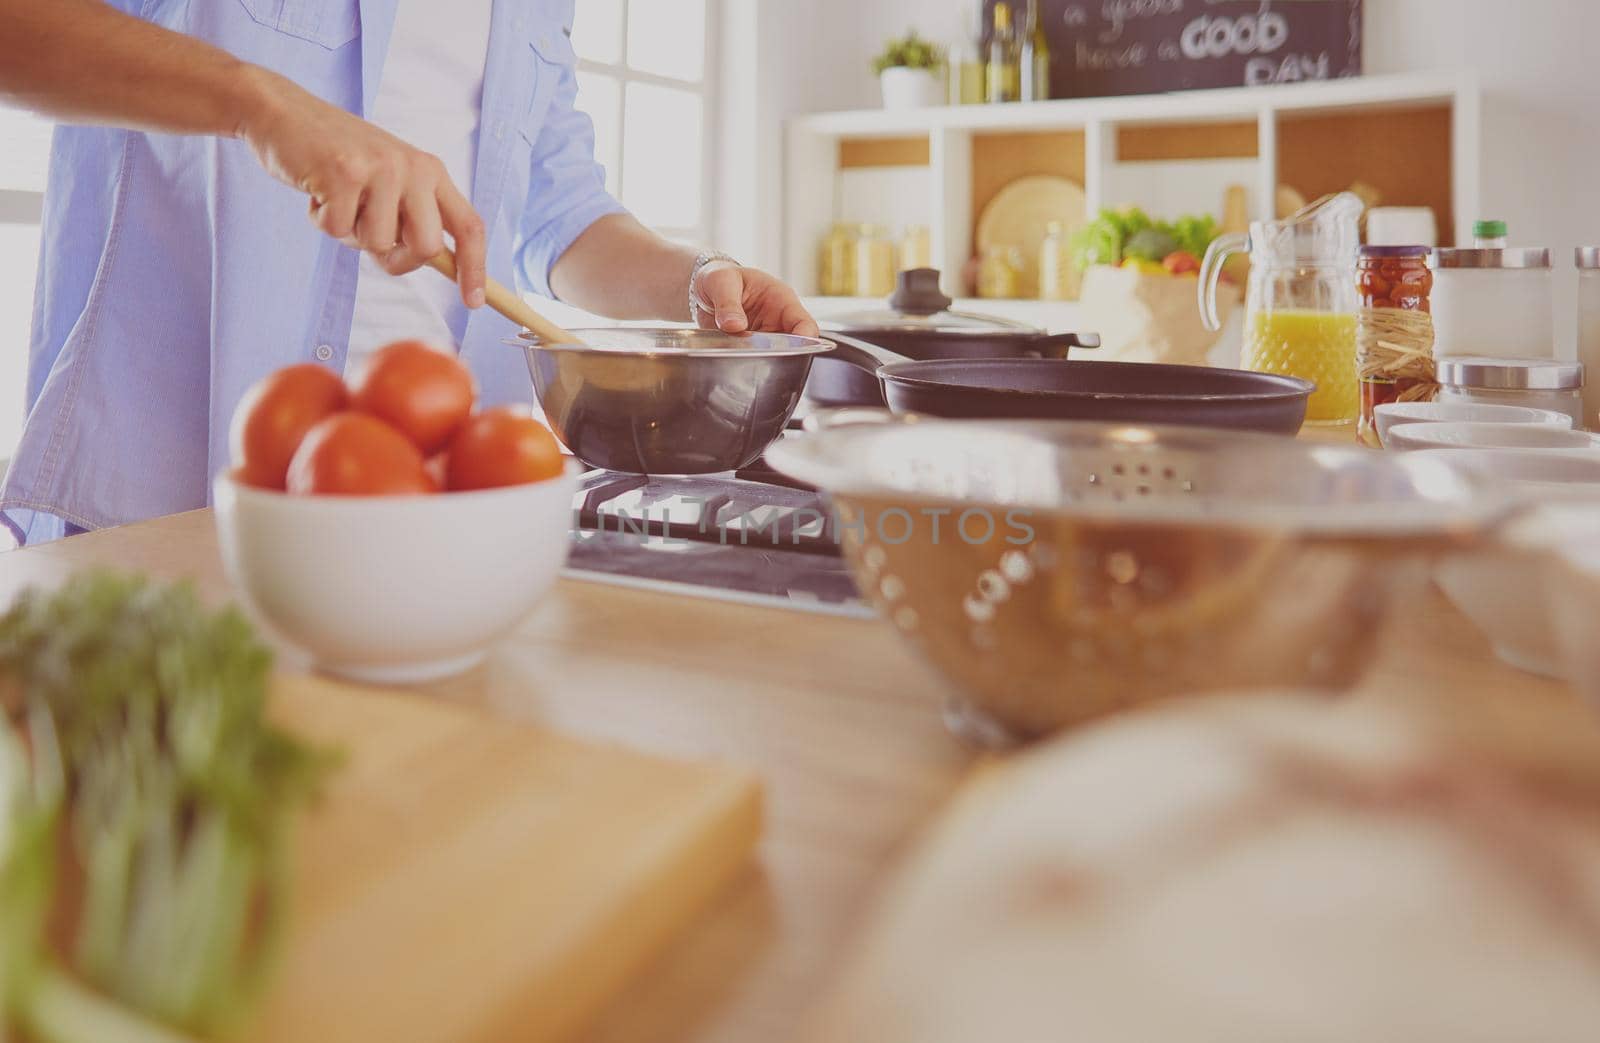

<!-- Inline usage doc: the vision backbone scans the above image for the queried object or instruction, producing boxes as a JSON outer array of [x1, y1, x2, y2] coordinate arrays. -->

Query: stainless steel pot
[[509, 328, 889, 475]]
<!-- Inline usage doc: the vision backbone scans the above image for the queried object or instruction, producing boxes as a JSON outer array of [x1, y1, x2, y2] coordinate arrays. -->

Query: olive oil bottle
[[1020, 0, 1051, 102], [985, 2, 1020, 103]]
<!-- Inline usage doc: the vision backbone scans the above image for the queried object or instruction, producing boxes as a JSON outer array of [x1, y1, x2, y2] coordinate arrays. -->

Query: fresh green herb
[[872, 30, 944, 75], [0, 573, 335, 1043]]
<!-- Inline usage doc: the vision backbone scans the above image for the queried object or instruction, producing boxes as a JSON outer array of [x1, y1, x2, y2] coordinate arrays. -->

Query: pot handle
[[821, 333, 911, 374], [1033, 331, 1101, 356]]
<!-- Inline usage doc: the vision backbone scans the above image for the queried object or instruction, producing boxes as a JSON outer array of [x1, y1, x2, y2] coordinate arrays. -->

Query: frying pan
[[824, 334, 1315, 435]]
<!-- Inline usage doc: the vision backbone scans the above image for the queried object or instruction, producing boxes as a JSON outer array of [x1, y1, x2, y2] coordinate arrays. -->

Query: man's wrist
[[230, 62, 293, 143], [688, 250, 738, 322]]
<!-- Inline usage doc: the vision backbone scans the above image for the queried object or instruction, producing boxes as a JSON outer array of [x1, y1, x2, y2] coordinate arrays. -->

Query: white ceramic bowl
[[1373, 401, 1572, 448], [1385, 421, 1600, 453], [1408, 449, 1600, 678], [1545, 510, 1600, 708], [214, 468, 578, 684]]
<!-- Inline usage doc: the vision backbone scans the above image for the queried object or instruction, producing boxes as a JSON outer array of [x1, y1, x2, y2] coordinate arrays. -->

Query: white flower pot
[[879, 67, 942, 110]]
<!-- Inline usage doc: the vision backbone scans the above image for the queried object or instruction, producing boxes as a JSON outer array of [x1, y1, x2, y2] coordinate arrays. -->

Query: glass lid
[[822, 268, 1041, 335]]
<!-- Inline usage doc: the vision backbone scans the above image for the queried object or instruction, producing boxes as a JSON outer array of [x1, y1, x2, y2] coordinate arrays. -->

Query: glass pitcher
[[1199, 192, 1364, 425]]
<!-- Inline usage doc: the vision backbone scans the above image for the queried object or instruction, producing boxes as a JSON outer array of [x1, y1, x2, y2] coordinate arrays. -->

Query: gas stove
[[561, 452, 871, 617]]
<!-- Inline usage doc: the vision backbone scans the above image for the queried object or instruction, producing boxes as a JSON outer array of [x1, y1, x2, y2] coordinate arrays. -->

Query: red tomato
[[349, 340, 476, 454], [1161, 250, 1201, 276], [445, 407, 565, 491], [286, 413, 438, 496], [230, 364, 349, 490]]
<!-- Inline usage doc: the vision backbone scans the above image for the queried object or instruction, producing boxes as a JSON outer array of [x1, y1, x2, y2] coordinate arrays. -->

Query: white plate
[[1384, 421, 1600, 453], [1373, 401, 1571, 447]]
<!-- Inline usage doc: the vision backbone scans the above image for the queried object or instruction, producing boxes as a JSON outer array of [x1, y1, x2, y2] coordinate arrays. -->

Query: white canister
[[1436, 356, 1586, 427], [1578, 247, 1600, 430], [1366, 207, 1437, 247], [1430, 248, 1553, 359]]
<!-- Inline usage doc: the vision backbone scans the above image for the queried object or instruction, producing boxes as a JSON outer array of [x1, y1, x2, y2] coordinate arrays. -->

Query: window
[[0, 104, 53, 484], [570, 0, 714, 243]]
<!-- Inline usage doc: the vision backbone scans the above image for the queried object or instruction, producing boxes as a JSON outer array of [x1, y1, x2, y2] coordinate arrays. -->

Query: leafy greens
[[0, 573, 334, 1043]]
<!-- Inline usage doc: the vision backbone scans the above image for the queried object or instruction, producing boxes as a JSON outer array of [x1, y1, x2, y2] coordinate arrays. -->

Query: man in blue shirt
[[0, 0, 818, 543]]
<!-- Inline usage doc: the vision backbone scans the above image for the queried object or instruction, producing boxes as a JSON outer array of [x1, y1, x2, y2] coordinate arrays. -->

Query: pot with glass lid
[[809, 267, 1099, 407]]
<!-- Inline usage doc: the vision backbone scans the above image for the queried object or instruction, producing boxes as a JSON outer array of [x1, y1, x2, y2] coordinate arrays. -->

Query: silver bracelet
[[688, 249, 739, 322]]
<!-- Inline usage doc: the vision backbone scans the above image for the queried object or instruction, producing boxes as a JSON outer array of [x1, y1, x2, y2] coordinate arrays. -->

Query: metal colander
[[766, 420, 1505, 745]]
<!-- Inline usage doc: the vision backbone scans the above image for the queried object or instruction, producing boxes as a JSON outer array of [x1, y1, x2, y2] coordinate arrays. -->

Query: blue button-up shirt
[[3, 0, 624, 544]]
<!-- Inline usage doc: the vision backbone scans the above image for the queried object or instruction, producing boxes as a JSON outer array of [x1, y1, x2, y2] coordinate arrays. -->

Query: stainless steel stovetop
[[561, 456, 871, 617]]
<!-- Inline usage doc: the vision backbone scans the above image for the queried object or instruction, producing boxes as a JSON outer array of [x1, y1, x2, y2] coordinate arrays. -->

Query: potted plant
[[873, 31, 944, 110]]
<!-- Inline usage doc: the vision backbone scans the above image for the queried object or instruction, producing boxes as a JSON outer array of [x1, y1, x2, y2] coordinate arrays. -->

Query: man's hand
[[0, 0, 486, 305], [695, 266, 820, 337], [238, 68, 487, 309]]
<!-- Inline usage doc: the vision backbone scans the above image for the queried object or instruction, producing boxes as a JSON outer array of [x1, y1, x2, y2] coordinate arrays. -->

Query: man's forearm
[[548, 214, 697, 322], [0, 0, 275, 139]]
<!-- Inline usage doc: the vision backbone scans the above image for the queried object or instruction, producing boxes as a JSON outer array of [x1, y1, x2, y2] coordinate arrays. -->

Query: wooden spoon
[[426, 248, 584, 346]]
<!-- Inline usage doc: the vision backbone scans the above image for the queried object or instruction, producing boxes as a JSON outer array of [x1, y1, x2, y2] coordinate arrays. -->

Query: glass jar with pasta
[[855, 224, 897, 298], [1357, 245, 1435, 447]]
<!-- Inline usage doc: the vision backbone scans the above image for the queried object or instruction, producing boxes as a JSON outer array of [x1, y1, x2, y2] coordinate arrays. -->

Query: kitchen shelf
[[785, 71, 1480, 298]]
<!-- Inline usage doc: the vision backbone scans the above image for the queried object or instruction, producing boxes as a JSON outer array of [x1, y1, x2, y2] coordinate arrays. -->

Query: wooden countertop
[[2, 473, 1595, 1041]]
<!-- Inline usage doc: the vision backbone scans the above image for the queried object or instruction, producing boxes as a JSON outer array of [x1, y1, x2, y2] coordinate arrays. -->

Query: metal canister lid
[[1430, 247, 1551, 269], [1577, 247, 1600, 269], [1437, 356, 1583, 390], [1360, 244, 1430, 259]]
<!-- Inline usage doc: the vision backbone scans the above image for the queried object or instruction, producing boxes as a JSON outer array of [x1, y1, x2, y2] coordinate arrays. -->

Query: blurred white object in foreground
[[807, 695, 1600, 1042]]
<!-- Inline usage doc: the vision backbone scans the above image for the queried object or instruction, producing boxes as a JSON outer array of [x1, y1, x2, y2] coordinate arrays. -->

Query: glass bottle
[[986, 2, 1020, 104], [1020, 0, 1051, 102], [855, 224, 897, 298], [977, 244, 1023, 299], [899, 224, 932, 272], [947, 0, 986, 105], [1199, 192, 1365, 426], [1038, 220, 1075, 300], [819, 222, 856, 296], [1356, 245, 1434, 446]]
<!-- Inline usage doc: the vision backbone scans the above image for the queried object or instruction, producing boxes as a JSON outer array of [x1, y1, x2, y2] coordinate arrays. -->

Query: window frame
[[573, 0, 718, 245]]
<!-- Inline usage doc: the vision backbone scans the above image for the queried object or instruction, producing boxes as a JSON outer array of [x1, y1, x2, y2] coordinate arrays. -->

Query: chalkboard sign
[[986, 0, 1362, 99]]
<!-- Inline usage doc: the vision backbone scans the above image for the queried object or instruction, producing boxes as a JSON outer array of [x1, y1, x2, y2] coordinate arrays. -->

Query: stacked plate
[[1374, 401, 1582, 450]]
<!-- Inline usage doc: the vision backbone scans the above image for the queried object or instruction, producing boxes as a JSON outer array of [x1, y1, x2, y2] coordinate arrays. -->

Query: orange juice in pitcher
[[1201, 193, 1364, 426]]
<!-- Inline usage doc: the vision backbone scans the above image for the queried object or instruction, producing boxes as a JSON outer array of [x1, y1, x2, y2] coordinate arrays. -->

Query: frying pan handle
[[1033, 331, 1101, 356], [821, 333, 910, 374]]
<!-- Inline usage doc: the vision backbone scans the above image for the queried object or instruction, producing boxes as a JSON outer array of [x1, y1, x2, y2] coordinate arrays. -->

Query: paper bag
[[1078, 265, 1237, 366]]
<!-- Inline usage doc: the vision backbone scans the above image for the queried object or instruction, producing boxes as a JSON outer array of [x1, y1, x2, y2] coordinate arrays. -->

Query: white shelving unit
[[786, 71, 1480, 326]]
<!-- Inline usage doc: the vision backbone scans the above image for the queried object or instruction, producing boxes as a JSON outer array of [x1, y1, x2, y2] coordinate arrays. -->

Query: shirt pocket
[[236, 0, 359, 50], [519, 25, 578, 147]]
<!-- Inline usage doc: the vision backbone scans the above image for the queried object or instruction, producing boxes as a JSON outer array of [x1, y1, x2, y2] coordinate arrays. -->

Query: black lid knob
[[888, 268, 953, 316]]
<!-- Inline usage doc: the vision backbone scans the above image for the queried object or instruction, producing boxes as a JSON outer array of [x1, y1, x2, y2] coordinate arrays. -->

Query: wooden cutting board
[[239, 674, 763, 1043]]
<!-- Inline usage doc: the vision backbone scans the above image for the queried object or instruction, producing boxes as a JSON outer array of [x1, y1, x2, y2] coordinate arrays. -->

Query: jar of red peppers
[[1356, 245, 1436, 446]]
